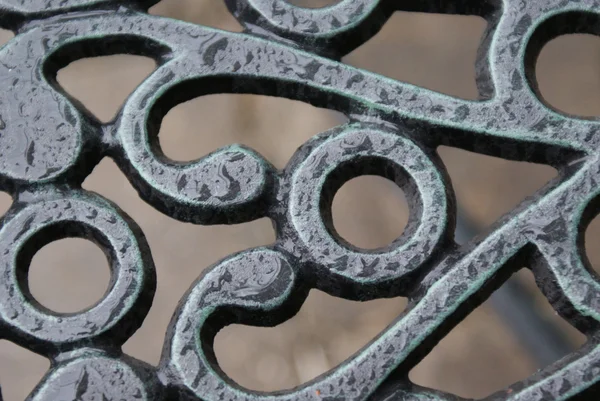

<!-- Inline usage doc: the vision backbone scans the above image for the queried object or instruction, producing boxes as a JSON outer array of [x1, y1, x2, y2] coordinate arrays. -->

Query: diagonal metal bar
[[455, 211, 575, 368], [0, 1, 599, 400]]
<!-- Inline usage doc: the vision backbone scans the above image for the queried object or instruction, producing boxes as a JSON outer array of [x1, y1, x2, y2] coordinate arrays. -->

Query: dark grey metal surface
[[454, 212, 575, 369], [0, 0, 599, 400]]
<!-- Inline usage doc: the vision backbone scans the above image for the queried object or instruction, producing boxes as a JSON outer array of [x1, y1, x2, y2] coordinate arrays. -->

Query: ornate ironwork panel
[[0, 0, 599, 400]]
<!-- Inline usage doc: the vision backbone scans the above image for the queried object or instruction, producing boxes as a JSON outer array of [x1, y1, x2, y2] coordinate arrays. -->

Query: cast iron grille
[[0, 0, 599, 400]]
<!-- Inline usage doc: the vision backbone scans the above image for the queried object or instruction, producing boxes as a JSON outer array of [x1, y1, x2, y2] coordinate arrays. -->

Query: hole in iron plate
[[159, 94, 346, 169], [0, 191, 12, 218], [0, 340, 49, 401], [83, 158, 276, 365], [288, 0, 341, 7], [344, 12, 486, 100], [438, 146, 557, 231], [150, 0, 243, 31], [215, 290, 406, 391], [28, 238, 110, 314], [410, 268, 585, 399], [0, 29, 13, 47], [536, 34, 600, 117], [331, 176, 408, 249], [57, 55, 156, 122]]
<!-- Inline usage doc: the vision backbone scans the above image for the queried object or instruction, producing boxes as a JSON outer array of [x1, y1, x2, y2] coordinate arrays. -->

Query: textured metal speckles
[[118, 139, 275, 224], [225, 0, 383, 54], [0, 0, 599, 400], [0, 29, 92, 188], [0, 192, 155, 355], [525, 160, 600, 331], [284, 125, 451, 292], [0, 0, 159, 29], [117, 69, 275, 224], [162, 249, 298, 401], [30, 351, 163, 401]]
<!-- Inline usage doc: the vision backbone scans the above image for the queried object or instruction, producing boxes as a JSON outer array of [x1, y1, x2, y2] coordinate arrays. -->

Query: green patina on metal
[[0, 0, 599, 400]]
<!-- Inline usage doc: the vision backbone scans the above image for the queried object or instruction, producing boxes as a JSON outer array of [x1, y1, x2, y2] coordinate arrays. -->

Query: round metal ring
[[0, 192, 155, 354], [286, 126, 451, 288]]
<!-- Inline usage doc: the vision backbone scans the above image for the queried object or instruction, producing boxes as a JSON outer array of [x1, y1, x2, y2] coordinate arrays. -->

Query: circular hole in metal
[[158, 93, 345, 168], [28, 238, 110, 314], [331, 175, 408, 250], [214, 289, 407, 391], [536, 34, 600, 117]]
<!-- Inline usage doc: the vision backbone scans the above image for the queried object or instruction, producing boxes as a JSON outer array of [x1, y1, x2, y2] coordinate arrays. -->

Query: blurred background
[[1, 0, 600, 399]]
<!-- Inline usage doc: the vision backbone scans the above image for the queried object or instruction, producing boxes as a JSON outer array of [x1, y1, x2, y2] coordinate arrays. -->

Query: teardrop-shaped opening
[[56, 55, 156, 122], [158, 94, 346, 169], [214, 290, 406, 391]]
